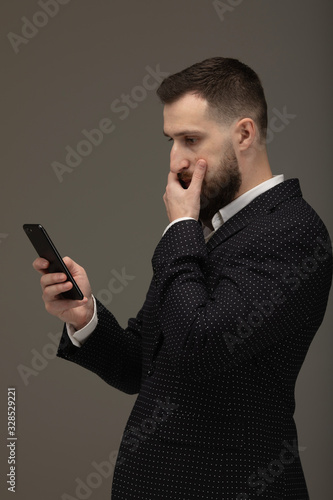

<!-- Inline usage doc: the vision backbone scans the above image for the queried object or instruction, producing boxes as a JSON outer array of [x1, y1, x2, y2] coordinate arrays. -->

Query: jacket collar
[[205, 178, 303, 252]]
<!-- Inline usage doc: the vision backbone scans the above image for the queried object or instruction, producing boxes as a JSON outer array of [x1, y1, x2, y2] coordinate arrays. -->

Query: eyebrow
[[163, 130, 203, 138]]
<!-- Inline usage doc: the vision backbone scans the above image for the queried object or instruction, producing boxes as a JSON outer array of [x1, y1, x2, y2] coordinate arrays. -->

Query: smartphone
[[23, 224, 84, 300]]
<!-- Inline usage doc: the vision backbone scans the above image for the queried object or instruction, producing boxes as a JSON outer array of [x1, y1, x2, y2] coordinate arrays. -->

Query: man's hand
[[163, 159, 207, 222], [33, 256, 94, 331]]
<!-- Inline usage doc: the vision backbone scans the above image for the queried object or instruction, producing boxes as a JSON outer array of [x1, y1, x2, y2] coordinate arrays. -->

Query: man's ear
[[234, 118, 256, 151]]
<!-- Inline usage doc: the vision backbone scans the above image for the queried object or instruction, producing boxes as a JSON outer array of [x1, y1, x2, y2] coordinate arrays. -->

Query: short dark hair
[[156, 57, 268, 142]]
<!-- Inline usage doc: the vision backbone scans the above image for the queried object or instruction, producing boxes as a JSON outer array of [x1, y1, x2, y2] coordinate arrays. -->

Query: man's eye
[[185, 137, 197, 145], [166, 137, 197, 145]]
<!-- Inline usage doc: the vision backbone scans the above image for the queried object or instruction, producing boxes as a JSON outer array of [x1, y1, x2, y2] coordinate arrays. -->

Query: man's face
[[163, 93, 242, 224]]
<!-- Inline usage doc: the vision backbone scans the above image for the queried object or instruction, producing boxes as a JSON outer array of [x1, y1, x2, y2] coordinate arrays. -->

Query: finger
[[189, 160, 206, 190], [40, 272, 68, 290], [45, 296, 88, 314], [62, 256, 77, 270], [62, 256, 83, 276], [166, 170, 181, 186], [42, 280, 74, 300], [166, 173, 186, 197], [33, 258, 49, 275]]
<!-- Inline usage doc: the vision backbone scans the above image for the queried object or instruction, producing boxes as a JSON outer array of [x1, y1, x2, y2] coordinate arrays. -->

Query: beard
[[179, 142, 242, 226]]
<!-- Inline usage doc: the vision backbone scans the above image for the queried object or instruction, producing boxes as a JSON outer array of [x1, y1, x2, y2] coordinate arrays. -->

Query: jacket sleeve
[[151, 218, 332, 380], [57, 298, 142, 394]]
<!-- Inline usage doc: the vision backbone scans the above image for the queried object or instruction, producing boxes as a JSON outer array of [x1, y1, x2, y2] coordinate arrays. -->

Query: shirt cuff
[[66, 295, 98, 347], [163, 217, 197, 236]]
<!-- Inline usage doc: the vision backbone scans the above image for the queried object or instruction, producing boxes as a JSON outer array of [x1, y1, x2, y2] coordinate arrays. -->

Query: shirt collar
[[203, 175, 285, 241]]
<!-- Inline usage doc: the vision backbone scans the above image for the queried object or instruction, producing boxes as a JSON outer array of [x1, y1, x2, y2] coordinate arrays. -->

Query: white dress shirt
[[68, 175, 284, 347]]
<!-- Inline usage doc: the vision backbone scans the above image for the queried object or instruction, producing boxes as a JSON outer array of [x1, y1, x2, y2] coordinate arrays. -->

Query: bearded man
[[33, 57, 332, 499]]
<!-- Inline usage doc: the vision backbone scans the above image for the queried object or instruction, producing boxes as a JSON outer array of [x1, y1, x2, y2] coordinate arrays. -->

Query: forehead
[[163, 93, 215, 134]]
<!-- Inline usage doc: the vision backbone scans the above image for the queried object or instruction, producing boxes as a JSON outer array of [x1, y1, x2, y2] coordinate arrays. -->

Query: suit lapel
[[206, 178, 302, 253]]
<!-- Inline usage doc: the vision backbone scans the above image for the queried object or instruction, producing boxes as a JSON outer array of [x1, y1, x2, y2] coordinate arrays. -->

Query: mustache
[[178, 173, 192, 182], [177, 174, 193, 189]]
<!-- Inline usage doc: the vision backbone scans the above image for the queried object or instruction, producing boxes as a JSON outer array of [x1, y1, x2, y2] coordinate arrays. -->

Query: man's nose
[[170, 146, 191, 173]]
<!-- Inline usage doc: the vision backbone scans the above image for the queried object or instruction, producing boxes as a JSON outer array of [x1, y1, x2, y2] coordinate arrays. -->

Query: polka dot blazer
[[58, 179, 332, 499]]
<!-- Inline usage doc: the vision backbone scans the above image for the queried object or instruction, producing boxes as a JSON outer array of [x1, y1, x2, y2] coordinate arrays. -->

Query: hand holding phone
[[24, 224, 94, 330], [24, 224, 84, 300]]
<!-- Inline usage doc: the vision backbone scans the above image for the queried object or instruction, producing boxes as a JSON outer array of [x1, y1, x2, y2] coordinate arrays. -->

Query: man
[[33, 57, 332, 499]]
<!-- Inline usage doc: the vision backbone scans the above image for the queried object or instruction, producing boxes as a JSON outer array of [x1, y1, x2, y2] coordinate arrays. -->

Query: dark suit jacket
[[58, 179, 332, 499]]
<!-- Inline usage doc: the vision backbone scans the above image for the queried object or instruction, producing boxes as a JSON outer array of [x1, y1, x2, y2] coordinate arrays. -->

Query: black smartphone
[[23, 224, 84, 300]]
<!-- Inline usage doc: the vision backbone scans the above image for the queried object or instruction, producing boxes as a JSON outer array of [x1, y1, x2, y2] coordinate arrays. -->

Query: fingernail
[[198, 160, 206, 168]]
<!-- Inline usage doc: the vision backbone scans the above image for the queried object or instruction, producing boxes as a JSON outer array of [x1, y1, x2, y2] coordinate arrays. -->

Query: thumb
[[62, 256, 77, 273]]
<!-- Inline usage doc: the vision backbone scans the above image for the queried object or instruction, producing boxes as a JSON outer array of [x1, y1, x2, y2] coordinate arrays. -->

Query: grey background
[[1, 1, 332, 498]]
